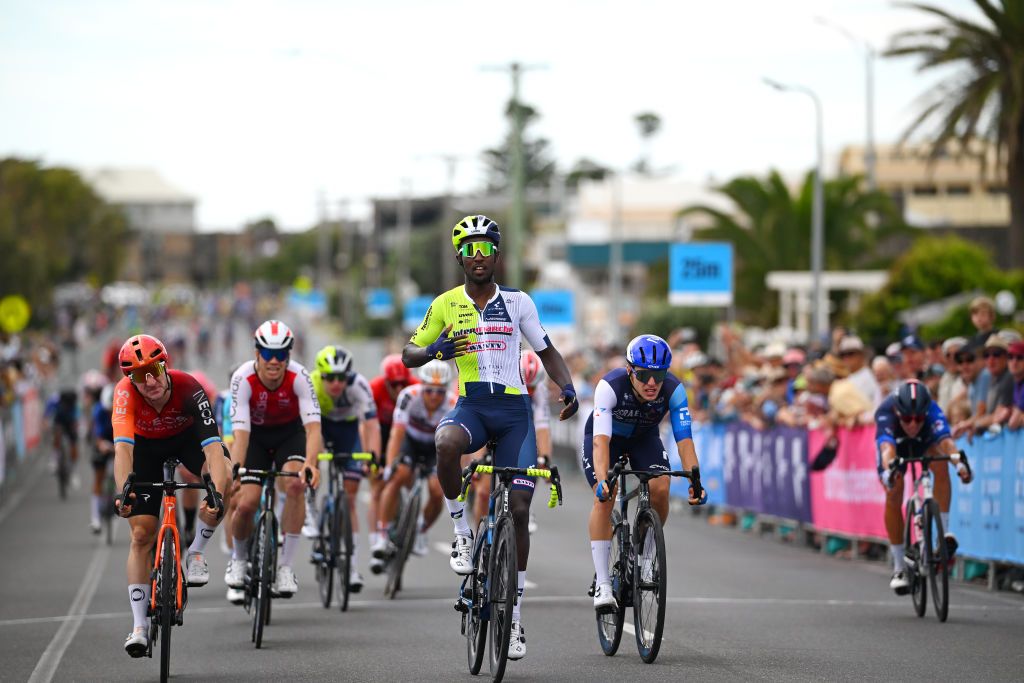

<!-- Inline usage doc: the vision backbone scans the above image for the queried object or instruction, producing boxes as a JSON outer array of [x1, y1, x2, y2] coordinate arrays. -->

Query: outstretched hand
[[426, 324, 469, 361], [558, 384, 579, 420]]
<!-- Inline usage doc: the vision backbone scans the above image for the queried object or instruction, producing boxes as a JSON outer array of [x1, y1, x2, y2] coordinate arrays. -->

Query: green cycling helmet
[[451, 215, 501, 252], [316, 344, 354, 378]]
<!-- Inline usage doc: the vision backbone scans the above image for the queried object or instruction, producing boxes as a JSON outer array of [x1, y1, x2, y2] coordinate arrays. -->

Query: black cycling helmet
[[894, 379, 930, 417]]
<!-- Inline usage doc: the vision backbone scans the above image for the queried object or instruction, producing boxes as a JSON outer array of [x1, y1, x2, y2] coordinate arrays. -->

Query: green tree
[[633, 111, 662, 175], [886, 0, 1024, 267], [0, 158, 129, 321], [565, 158, 611, 188], [483, 100, 557, 192], [677, 170, 908, 325], [851, 235, 1015, 343]]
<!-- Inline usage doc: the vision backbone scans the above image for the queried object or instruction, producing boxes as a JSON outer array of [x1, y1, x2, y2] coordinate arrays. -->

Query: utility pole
[[609, 174, 624, 344], [317, 190, 329, 289], [483, 61, 546, 289]]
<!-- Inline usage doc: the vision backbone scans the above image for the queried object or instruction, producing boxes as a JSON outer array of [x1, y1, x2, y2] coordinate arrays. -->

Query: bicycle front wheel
[[633, 508, 667, 664], [387, 488, 421, 599], [597, 521, 628, 656], [315, 498, 334, 609], [466, 519, 487, 676], [489, 515, 517, 681], [338, 492, 352, 612], [925, 500, 949, 622], [905, 499, 927, 618], [159, 528, 176, 683], [56, 448, 69, 501]]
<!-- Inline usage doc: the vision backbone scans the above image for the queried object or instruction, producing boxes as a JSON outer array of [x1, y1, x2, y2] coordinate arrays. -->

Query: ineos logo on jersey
[[194, 390, 216, 426]]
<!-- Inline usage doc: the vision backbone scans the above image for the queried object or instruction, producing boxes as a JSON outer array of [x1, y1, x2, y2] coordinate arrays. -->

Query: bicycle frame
[[151, 462, 185, 613]]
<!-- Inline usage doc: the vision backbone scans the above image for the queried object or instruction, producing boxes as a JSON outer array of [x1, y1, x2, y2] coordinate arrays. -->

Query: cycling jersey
[[392, 384, 458, 444], [230, 360, 320, 431], [590, 368, 693, 442], [370, 375, 419, 427], [409, 285, 549, 396], [312, 370, 377, 423], [874, 395, 951, 473], [111, 370, 222, 447]]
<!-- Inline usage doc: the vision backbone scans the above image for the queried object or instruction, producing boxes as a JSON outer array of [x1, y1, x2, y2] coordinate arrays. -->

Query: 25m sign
[[668, 243, 733, 307]]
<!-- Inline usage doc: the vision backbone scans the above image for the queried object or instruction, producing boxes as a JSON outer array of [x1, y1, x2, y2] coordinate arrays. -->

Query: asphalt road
[[4, 319, 1022, 682]]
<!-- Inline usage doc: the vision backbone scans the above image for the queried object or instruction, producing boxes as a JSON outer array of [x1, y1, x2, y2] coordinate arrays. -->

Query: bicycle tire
[[103, 476, 115, 546], [251, 514, 272, 648], [265, 514, 277, 627], [315, 497, 334, 608], [925, 500, 949, 622], [489, 515, 517, 681], [633, 508, 667, 664], [56, 447, 69, 501], [597, 521, 628, 656], [159, 528, 175, 683], [387, 487, 421, 599], [466, 518, 487, 676], [338, 491, 352, 612], [905, 499, 927, 618]]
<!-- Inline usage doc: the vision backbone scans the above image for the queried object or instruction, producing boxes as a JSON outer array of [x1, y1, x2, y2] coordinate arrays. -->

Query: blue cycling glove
[[595, 479, 611, 502], [426, 325, 467, 361], [559, 383, 579, 419]]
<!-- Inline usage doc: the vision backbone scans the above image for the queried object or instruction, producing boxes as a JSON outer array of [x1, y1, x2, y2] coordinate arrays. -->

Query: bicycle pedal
[[454, 599, 469, 613]]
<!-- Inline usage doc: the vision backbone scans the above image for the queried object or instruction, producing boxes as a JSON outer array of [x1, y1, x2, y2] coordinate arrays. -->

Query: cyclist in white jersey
[[404, 215, 579, 661], [374, 359, 457, 559]]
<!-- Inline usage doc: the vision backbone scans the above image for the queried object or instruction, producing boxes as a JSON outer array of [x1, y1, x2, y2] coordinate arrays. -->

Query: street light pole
[[764, 78, 826, 343]]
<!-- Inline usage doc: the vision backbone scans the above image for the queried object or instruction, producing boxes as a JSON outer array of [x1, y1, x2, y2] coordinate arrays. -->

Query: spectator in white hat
[[838, 335, 882, 413], [937, 337, 967, 414]]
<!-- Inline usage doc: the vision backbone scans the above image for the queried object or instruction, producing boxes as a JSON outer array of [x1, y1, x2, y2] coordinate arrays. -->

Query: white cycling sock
[[591, 540, 612, 586], [129, 584, 150, 630], [189, 520, 215, 555], [351, 536, 360, 569], [91, 495, 102, 524], [445, 498, 471, 537], [891, 544, 906, 572], [513, 571, 526, 621], [280, 533, 300, 568], [232, 537, 250, 562]]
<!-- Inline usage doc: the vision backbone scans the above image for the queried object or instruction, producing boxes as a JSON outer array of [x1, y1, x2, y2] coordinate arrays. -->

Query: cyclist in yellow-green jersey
[[403, 214, 578, 661]]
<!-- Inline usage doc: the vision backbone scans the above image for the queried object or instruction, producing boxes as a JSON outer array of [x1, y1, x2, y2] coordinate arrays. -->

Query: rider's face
[[459, 238, 497, 284], [898, 414, 925, 437]]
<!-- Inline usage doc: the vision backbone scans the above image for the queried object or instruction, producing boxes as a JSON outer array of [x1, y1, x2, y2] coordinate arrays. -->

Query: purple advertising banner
[[723, 422, 811, 522]]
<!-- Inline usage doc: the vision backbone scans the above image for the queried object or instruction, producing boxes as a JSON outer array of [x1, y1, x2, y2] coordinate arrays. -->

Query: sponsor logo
[[130, 588, 145, 601], [467, 341, 508, 353], [512, 477, 536, 489], [420, 305, 434, 330]]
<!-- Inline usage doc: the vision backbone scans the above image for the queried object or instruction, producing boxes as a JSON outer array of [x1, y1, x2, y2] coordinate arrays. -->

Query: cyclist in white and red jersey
[[374, 360, 457, 560], [224, 320, 322, 598]]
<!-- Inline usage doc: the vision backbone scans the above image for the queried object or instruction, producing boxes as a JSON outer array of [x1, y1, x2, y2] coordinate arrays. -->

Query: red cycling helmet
[[118, 334, 169, 376], [381, 353, 411, 384], [520, 350, 545, 389]]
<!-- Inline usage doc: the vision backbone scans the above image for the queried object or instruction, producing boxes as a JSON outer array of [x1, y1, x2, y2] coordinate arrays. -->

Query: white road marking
[[622, 621, 656, 643], [27, 541, 111, 683], [0, 451, 46, 528]]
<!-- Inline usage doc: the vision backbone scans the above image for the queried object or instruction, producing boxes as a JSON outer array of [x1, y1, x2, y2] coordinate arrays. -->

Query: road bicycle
[[53, 428, 72, 501], [383, 456, 432, 599], [120, 459, 222, 683], [310, 450, 375, 611], [455, 447, 562, 681], [234, 458, 308, 648], [593, 453, 702, 663], [891, 450, 970, 623], [101, 459, 117, 545]]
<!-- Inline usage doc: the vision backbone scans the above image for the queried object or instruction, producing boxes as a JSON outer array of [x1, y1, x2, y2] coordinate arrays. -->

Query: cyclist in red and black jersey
[[224, 320, 322, 598], [370, 354, 419, 454], [112, 334, 229, 658]]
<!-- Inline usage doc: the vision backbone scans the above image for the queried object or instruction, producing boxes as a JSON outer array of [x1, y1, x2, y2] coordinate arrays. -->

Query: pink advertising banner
[[809, 426, 888, 539]]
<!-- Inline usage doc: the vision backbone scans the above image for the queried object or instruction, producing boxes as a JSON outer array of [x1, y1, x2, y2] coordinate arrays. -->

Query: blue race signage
[[366, 288, 394, 320], [668, 242, 733, 306], [530, 289, 575, 327]]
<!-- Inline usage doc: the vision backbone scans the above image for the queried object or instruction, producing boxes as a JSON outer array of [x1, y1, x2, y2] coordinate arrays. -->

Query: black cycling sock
[[183, 507, 197, 532]]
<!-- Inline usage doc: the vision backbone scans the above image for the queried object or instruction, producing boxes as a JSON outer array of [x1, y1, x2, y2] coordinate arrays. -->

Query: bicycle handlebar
[[119, 471, 224, 517], [317, 450, 378, 473], [605, 459, 703, 502], [889, 449, 971, 478], [456, 459, 564, 508]]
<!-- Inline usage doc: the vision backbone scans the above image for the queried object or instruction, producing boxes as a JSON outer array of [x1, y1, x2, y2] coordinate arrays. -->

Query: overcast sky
[[0, 0, 981, 231]]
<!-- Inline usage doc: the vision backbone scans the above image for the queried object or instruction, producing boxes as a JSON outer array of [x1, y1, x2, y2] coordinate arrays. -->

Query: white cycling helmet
[[254, 320, 294, 350], [100, 384, 115, 411], [417, 359, 454, 386]]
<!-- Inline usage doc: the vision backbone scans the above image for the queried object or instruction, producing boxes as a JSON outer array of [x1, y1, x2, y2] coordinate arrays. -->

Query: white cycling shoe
[[370, 534, 391, 560], [450, 533, 474, 575], [349, 568, 364, 593], [226, 587, 245, 605], [224, 559, 248, 589], [185, 551, 210, 587], [273, 566, 298, 597], [508, 621, 526, 660], [593, 581, 617, 613], [890, 570, 910, 595], [124, 628, 148, 658]]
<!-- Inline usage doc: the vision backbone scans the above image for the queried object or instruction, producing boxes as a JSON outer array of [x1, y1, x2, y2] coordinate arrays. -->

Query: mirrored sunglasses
[[258, 347, 290, 362], [129, 362, 165, 384], [323, 372, 351, 383], [459, 241, 497, 258], [897, 413, 925, 424], [633, 368, 668, 384]]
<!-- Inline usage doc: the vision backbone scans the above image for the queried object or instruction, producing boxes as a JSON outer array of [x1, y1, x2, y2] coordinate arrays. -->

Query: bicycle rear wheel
[[466, 519, 487, 676], [597, 521, 628, 656], [159, 528, 176, 683], [633, 509, 667, 663], [338, 491, 352, 612], [315, 497, 334, 608], [905, 499, 927, 618], [386, 488, 421, 599], [56, 447, 69, 501], [925, 500, 949, 622], [489, 515, 517, 681]]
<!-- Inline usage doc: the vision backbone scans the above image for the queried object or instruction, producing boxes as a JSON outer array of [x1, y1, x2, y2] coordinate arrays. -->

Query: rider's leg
[[424, 475, 443, 530], [230, 484, 261, 560], [380, 463, 413, 533], [930, 458, 952, 526], [435, 424, 473, 535], [127, 515, 158, 630], [278, 457, 306, 569], [884, 473, 907, 572], [648, 477, 671, 526], [474, 473, 491, 528], [342, 476, 364, 571]]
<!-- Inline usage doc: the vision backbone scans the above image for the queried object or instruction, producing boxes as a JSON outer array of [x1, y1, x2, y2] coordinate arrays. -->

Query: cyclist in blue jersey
[[585, 334, 706, 613], [403, 214, 579, 661], [875, 379, 972, 594]]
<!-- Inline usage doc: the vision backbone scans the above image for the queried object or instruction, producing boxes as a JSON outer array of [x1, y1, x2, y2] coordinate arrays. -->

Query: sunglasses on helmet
[[128, 362, 165, 384], [258, 347, 290, 362], [459, 241, 497, 258], [632, 367, 668, 384]]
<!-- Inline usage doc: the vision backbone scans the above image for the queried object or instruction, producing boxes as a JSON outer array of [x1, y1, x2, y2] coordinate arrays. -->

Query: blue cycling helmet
[[625, 334, 672, 370]]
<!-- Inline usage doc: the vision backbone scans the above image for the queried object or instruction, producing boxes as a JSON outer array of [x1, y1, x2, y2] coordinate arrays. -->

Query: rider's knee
[[130, 523, 156, 548], [233, 494, 257, 520], [435, 428, 467, 459]]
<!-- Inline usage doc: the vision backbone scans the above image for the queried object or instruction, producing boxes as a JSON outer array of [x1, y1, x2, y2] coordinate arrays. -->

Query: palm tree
[[885, 0, 1024, 267], [633, 112, 662, 175], [677, 170, 908, 324]]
